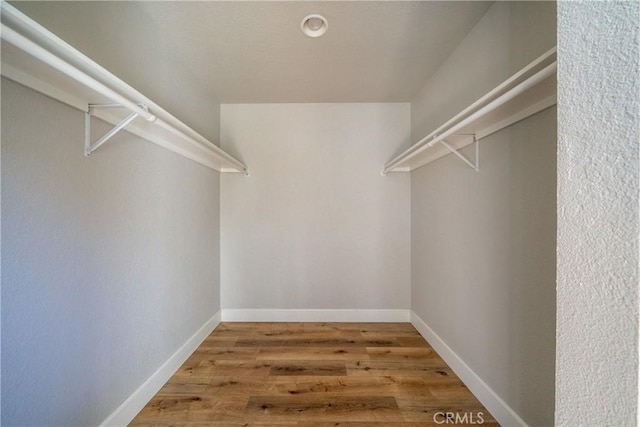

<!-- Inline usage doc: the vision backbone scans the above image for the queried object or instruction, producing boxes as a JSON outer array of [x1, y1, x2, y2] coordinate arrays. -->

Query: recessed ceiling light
[[301, 14, 328, 38]]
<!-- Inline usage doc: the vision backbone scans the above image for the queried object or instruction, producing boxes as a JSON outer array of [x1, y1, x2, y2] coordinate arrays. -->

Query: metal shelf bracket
[[439, 135, 479, 172], [84, 103, 148, 157]]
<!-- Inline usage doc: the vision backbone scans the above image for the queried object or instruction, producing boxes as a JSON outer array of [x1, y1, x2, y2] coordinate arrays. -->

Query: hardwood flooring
[[130, 322, 497, 426]]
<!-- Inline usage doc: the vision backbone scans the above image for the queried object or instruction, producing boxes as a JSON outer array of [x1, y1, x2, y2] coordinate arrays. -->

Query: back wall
[[220, 103, 411, 313]]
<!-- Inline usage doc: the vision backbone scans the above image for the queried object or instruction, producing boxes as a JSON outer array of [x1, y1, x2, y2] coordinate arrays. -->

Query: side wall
[[410, 2, 557, 426], [556, 2, 639, 424], [220, 103, 411, 313], [1, 79, 221, 426]]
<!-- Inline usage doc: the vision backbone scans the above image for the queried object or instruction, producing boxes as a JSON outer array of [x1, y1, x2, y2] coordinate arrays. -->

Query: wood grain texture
[[130, 322, 496, 426], [270, 362, 347, 376]]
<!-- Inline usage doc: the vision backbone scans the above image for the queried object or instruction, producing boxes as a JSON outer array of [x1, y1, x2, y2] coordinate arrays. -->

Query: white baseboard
[[221, 309, 410, 322], [410, 311, 528, 427], [100, 310, 221, 426]]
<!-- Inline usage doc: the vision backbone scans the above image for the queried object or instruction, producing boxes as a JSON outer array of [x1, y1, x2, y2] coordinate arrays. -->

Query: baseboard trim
[[100, 310, 221, 426], [410, 311, 528, 427], [221, 309, 410, 322]]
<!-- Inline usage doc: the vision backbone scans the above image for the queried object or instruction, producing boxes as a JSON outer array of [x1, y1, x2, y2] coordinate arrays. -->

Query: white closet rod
[[384, 47, 557, 172], [1, 2, 249, 175], [383, 60, 557, 174], [1, 26, 157, 123]]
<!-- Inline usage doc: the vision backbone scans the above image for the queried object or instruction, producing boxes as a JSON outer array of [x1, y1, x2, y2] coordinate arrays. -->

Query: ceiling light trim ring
[[301, 14, 328, 38]]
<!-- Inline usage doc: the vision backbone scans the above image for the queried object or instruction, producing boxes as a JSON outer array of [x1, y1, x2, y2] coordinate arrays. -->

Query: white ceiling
[[13, 1, 493, 105]]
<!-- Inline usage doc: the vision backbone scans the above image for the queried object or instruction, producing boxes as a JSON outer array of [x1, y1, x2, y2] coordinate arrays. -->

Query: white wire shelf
[[0, 2, 248, 175], [382, 47, 557, 175]]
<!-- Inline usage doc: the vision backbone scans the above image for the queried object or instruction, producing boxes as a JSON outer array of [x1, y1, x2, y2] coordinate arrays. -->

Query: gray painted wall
[[411, 109, 557, 425], [410, 2, 557, 425], [220, 103, 411, 310], [556, 2, 639, 425], [1, 79, 221, 426]]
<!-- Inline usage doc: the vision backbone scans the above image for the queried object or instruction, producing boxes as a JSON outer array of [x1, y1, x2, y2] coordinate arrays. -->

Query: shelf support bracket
[[84, 103, 147, 157], [439, 136, 479, 172]]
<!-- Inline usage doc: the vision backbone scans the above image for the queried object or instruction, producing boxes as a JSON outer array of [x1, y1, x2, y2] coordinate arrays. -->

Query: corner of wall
[[100, 311, 221, 426], [410, 311, 527, 427]]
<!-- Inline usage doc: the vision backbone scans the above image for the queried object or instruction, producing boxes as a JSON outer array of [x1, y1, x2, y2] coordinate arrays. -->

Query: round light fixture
[[301, 14, 328, 38]]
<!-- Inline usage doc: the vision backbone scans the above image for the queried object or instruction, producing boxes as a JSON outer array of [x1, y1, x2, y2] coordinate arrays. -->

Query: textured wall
[[556, 2, 639, 425], [221, 103, 411, 311], [1, 79, 221, 426], [410, 2, 557, 425]]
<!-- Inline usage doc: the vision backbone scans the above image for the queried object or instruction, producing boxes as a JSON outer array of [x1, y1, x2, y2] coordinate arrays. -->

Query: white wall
[[410, 2, 557, 426], [1, 79, 221, 426], [556, 2, 639, 425], [221, 104, 410, 313]]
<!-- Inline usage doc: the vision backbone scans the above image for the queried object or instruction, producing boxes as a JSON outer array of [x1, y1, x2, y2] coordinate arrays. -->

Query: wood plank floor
[[130, 322, 497, 426]]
